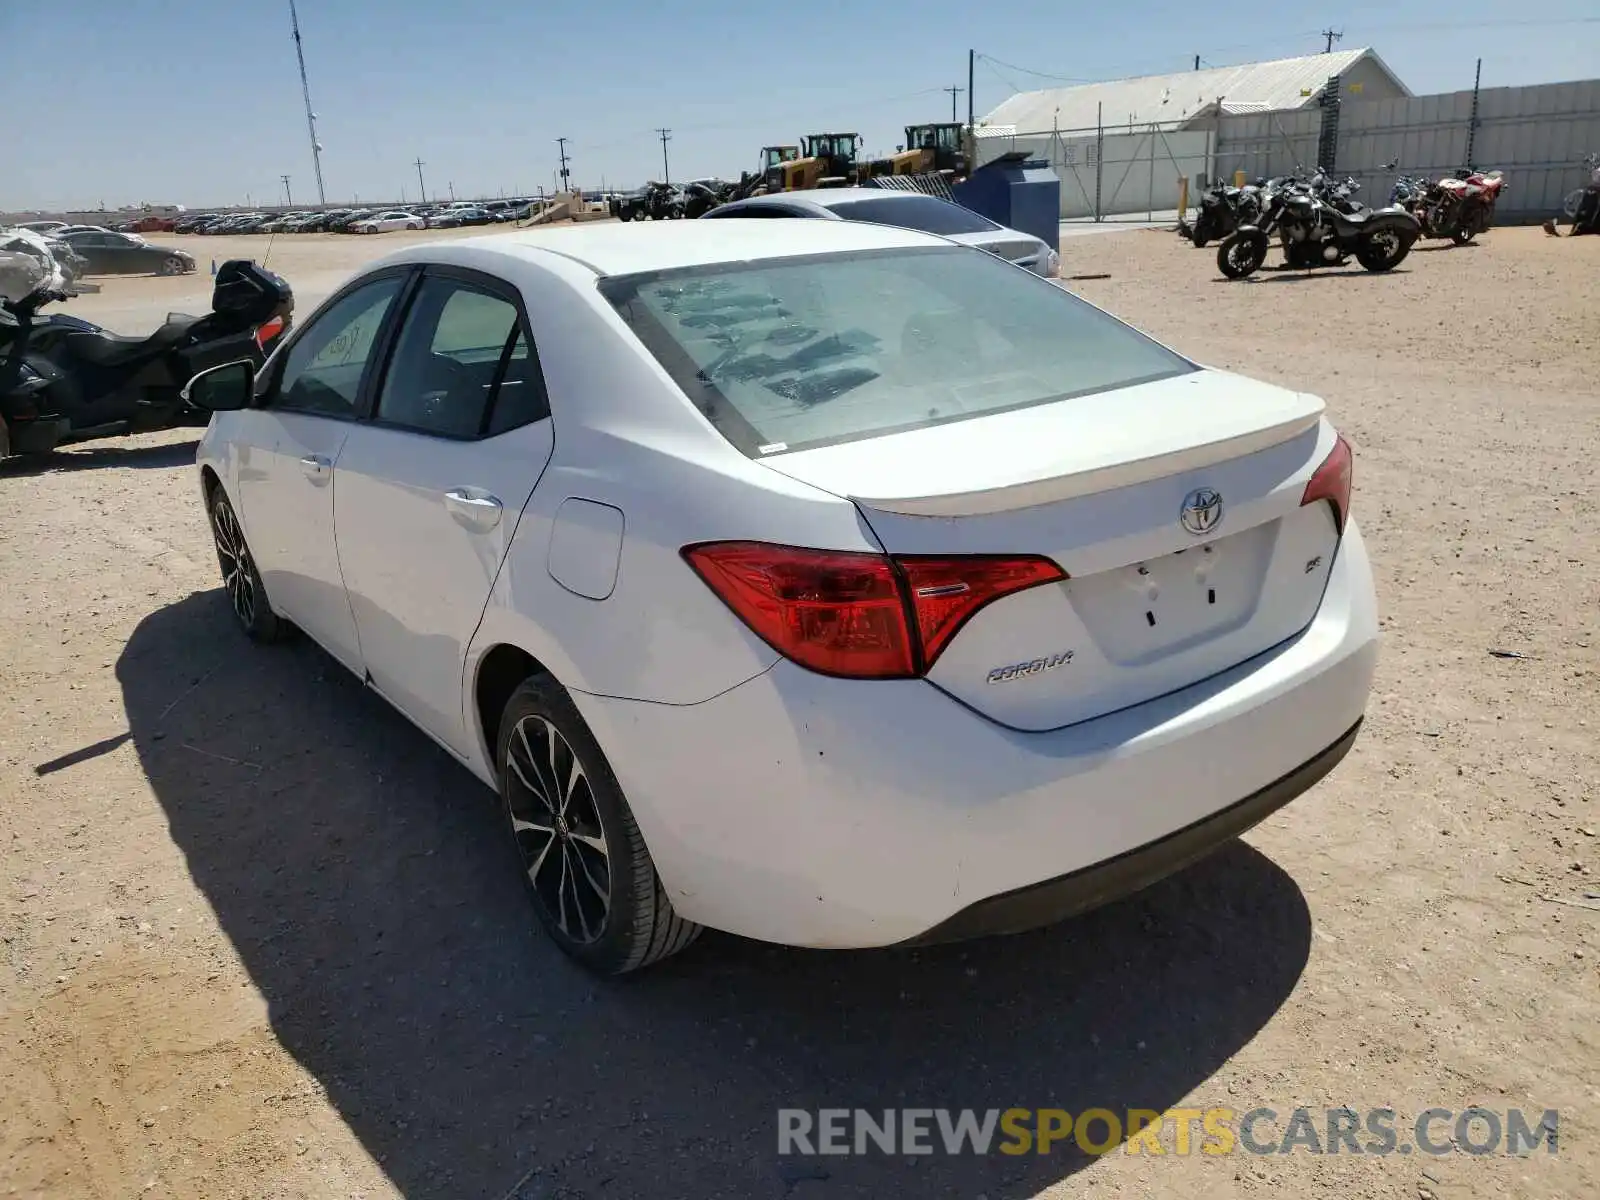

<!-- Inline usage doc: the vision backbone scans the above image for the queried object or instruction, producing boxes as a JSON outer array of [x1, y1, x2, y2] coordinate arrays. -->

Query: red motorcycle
[[1419, 168, 1505, 245]]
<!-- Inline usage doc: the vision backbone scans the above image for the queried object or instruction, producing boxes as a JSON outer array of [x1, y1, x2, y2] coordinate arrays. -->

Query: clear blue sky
[[1, 1, 1594, 211]]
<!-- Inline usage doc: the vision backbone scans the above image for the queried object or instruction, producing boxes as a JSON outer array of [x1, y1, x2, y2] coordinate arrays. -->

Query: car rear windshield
[[824, 194, 1001, 235], [599, 246, 1194, 456]]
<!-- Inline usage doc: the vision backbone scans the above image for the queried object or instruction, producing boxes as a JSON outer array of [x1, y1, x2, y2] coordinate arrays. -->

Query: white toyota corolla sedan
[[184, 220, 1379, 975]]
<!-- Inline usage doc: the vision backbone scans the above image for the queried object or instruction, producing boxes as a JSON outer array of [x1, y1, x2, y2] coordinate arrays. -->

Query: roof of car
[[442, 217, 941, 276], [762, 188, 917, 209]]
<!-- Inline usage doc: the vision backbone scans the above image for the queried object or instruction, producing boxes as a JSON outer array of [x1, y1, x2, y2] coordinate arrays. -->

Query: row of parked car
[[174, 198, 544, 237]]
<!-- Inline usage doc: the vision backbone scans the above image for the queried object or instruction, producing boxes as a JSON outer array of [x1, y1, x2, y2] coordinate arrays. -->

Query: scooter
[[0, 259, 292, 458]]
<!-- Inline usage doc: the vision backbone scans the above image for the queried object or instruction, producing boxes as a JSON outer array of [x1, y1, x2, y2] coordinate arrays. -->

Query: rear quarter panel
[[459, 246, 882, 769]]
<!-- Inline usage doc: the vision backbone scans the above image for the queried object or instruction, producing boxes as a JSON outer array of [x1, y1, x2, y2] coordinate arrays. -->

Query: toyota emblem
[[1180, 487, 1223, 535]]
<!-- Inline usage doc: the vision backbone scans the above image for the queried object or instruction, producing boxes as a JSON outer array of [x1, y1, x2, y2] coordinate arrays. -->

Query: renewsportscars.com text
[[777, 1107, 1559, 1158]]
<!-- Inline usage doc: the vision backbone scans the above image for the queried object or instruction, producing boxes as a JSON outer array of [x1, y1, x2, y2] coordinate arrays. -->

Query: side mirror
[[183, 359, 255, 411]]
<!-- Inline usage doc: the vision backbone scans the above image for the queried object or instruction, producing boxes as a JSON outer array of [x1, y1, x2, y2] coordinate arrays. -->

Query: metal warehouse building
[[980, 49, 1409, 138]]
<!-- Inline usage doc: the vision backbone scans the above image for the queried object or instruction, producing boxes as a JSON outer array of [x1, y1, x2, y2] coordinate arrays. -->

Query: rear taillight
[[1300, 433, 1353, 532], [254, 315, 285, 352], [683, 541, 1066, 679], [898, 556, 1067, 665]]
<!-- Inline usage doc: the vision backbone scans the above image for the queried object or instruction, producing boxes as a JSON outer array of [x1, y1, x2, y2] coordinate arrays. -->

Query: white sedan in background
[[184, 221, 1378, 975], [703, 188, 1062, 276], [351, 210, 425, 234]]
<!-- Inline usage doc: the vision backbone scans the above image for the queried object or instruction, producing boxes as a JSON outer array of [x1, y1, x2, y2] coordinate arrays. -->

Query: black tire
[[1217, 231, 1266, 279], [158, 255, 188, 277], [497, 675, 701, 975], [1356, 229, 1411, 272], [206, 484, 284, 642], [1450, 226, 1474, 246]]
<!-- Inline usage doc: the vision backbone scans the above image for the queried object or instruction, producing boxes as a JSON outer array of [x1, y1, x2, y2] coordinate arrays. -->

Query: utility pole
[[943, 84, 965, 122], [449, 181, 456, 201], [556, 137, 571, 194], [1194, 55, 1201, 71], [287, 0, 327, 207], [656, 128, 672, 184], [281, 174, 292, 205], [967, 49, 975, 162], [1321, 27, 1343, 54], [413, 157, 427, 204]]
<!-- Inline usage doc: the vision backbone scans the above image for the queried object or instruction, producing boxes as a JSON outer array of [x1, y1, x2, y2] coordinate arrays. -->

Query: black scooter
[[0, 260, 292, 458]]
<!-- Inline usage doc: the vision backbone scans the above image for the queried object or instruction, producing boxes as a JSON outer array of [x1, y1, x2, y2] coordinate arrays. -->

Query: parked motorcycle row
[[1183, 163, 1507, 280], [0, 244, 292, 458]]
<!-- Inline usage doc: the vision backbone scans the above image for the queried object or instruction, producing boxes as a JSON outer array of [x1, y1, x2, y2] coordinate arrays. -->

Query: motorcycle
[[1391, 166, 1504, 244], [0, 259, 292, 458], [1546, 152, 1600, 236], [1314, 171, 1367, 215], [1186, 179, 1266, 247], [1216, 175, 1420, 280]]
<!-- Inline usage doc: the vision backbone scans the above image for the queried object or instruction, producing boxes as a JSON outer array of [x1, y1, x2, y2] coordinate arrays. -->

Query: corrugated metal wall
[[994, 77, 1598, 221], [1331, 80, 1600, 217], [1214, 79, 1599, 221]]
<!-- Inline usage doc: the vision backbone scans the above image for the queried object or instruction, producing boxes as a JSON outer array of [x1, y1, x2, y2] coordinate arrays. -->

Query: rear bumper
[[575, 521, 1379, 949], [903, 717, 1361, 945]]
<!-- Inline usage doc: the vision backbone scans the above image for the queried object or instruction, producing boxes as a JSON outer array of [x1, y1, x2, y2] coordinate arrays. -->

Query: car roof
[[438, 218, 942, 276], [737, 188, 938, 213]]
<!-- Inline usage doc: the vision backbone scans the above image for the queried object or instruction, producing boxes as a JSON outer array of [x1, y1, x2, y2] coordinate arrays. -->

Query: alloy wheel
[[505, 714, 611, 945], [211, 498, 257, 628]]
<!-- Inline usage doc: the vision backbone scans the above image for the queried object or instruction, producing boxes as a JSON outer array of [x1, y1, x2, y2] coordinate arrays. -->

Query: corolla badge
[[986, 651, 1074, 685], [1180, 487, 1223, 535]]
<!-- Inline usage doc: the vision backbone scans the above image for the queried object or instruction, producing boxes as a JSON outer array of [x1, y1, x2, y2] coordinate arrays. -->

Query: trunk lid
[[760, 369, 1341, 731]]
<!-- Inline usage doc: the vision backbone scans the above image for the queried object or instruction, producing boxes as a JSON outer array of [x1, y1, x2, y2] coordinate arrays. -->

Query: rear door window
[[372, 275, 547, 438]]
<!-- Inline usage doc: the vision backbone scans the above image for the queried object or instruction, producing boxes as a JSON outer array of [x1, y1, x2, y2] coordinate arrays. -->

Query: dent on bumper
[[575, 523, 1379, 949]]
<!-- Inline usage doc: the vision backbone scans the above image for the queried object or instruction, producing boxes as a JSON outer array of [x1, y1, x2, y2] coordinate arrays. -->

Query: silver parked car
[[700, 188, 1060, 276]]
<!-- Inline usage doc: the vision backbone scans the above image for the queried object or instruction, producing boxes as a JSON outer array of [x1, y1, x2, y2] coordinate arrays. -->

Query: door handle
[[444, 487, 503, 530], [299, 453, 332, 482]]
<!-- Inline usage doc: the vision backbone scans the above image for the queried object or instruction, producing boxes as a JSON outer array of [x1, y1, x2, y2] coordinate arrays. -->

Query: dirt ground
[[1, 225, 1596, 1200]]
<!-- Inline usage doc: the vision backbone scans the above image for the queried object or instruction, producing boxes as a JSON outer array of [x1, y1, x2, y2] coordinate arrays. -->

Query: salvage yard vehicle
[[611, 182, 684, 221], [1, 259, 291, 457], [702, 188, 1061, 276], [427, 206, 495, 229], [352, 210, 426, 234], [183, 221, 1377, 976], [873, 122, 970, 181], [57, 229, 195, 276], [770, 133, 864, 191], [1217, 174, 1419, 279]]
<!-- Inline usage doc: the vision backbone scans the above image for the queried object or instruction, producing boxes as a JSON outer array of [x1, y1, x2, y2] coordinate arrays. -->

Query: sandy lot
[[1, 226, 1596, 1200]]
